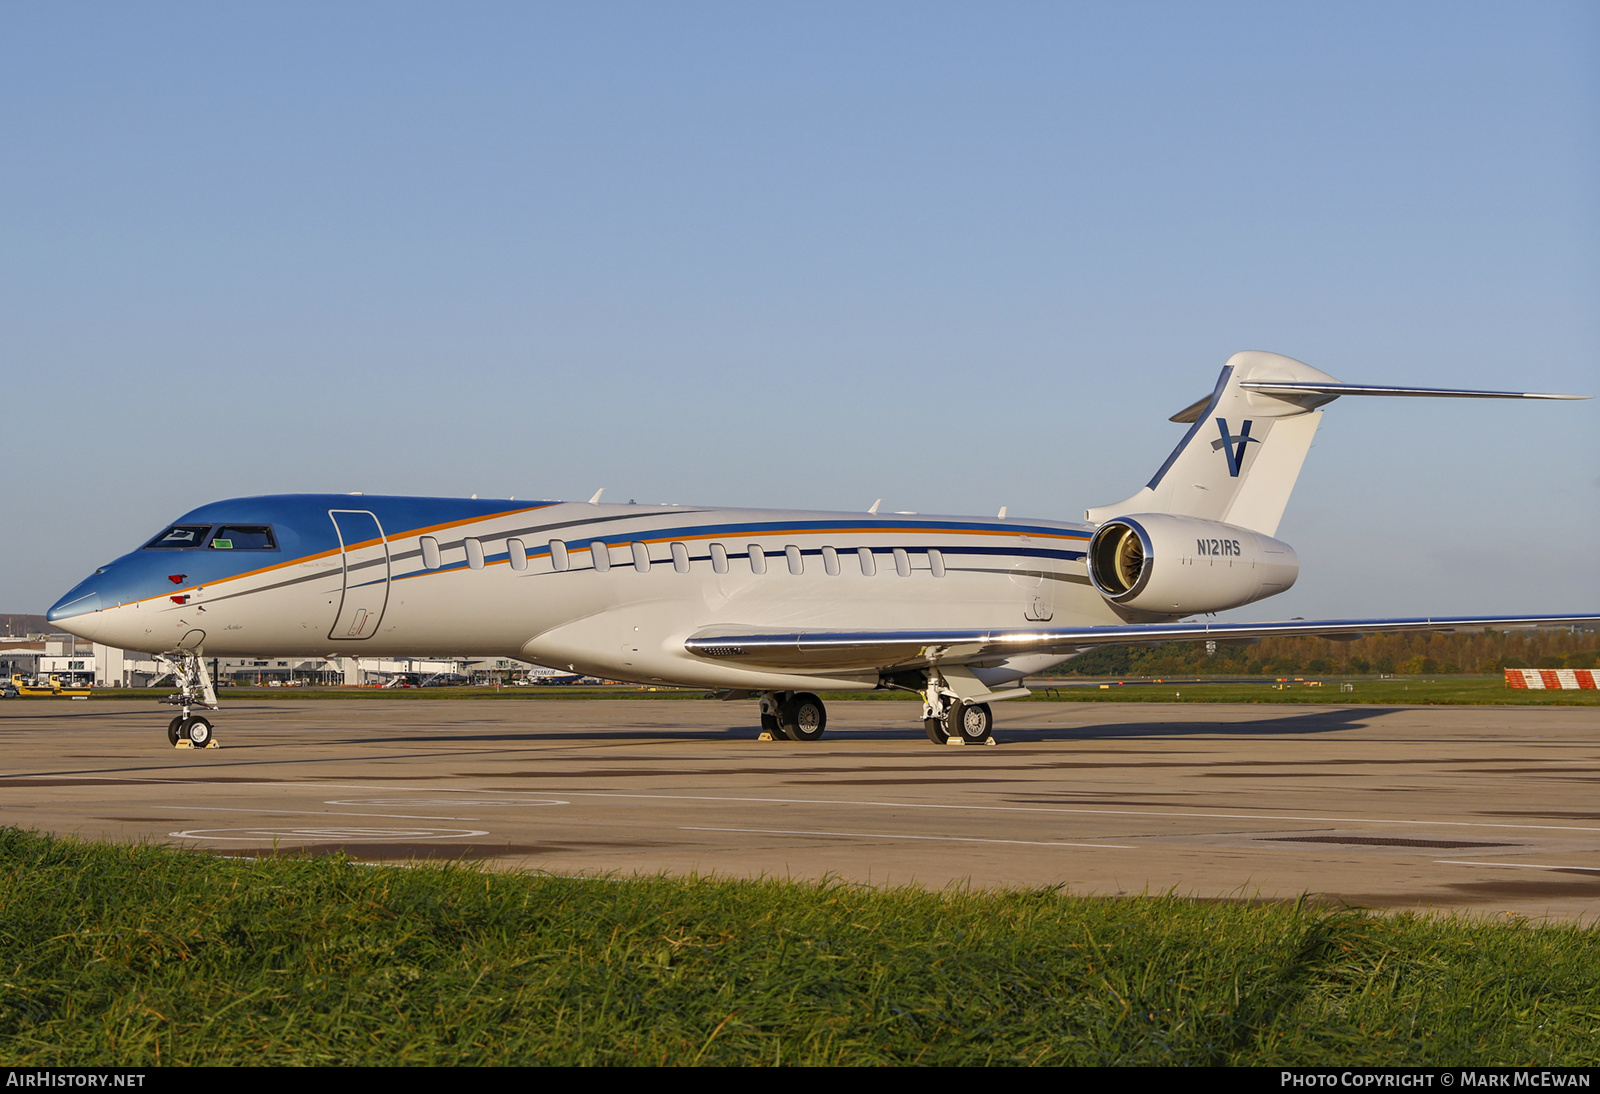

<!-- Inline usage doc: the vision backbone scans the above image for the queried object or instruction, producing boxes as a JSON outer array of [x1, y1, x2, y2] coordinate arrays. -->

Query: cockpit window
[[209, 525, 277, 551], [144, 525, 213, 549]]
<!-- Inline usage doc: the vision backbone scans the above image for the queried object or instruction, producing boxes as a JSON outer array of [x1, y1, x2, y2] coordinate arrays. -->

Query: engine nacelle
[[1087, 514, 1299, 616]]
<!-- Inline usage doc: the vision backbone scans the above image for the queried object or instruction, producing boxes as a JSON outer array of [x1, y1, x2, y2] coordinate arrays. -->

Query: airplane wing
[[685, 614, 1600, 673]]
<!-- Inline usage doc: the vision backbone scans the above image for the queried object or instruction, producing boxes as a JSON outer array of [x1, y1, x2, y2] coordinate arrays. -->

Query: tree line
[[1052, 628, 1600, 678]]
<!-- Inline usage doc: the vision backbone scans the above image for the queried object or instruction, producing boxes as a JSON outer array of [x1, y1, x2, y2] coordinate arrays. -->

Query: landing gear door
[[328, 510, 390, 641]]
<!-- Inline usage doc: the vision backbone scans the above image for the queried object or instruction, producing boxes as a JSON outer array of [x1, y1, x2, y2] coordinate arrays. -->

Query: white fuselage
[[68, 500, 1151, 691]]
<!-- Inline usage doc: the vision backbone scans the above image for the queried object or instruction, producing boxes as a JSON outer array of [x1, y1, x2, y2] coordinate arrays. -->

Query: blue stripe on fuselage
[[54, 494, 1090, 619]]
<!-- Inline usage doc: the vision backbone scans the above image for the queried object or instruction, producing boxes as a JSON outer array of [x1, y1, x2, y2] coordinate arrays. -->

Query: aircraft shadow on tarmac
[[336, 705, 1397, 747], [997, 706, 1399, 743]]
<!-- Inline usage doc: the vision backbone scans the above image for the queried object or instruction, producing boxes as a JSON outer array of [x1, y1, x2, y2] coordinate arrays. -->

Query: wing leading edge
[[684, 614, 1600, 673]]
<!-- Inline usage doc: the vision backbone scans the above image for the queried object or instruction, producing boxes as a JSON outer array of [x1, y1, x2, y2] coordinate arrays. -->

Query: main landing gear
[[922, 674, 996, 746], [758, 691, 828, 741], [160, 649, 221, 750], [752, 681, 997, 745]]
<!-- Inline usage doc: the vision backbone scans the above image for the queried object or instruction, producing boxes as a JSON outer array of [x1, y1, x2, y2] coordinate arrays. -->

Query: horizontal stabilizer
[[1170, 380, 1587, 422], [685, 614, 1600, 674], [1237, 381, 1589, 401]]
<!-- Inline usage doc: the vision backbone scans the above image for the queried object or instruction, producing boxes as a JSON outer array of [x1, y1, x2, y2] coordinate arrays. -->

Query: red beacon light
[[168, 574, 186, 584]]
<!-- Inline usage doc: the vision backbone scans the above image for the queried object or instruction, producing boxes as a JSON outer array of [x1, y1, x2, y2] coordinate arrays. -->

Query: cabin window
[[710, 542, 728, 574], [420, 536, 441, 570], [465, 538, 486, 570], [857, 547, 876, 576], [785, 545, 804, 575], [508, 538, 528, 571], [748, 545, 766, 574], [549, 539, 569, 572], [632, 541, 651, 572], [671, 542, 690, 573], [143, 525, 211, 550], [821, 546, 839, 576], [208, 525, 276, 551], [591, 540, 610, 572], [929, 548, 946, 578], [893, 547, 910, 577]]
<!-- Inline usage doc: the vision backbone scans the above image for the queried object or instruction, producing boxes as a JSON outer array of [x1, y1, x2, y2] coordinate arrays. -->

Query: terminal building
[[0, 633, 569, 688]]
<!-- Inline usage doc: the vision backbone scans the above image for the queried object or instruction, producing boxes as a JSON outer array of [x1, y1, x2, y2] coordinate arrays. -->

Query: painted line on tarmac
[[682, 825, 1135, 849], [148, 804, 484, 821], [1436, 860, 1600, 874], [170, 826, 490, 842], [542, 791, 1600, 835], [324, 797, 568, 808]]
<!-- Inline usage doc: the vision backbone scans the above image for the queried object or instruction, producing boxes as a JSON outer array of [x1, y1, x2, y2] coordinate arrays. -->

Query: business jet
[[46, 351, 1597, 750]]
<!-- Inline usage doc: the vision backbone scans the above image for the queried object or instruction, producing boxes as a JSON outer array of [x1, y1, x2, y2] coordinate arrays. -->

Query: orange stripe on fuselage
[[127, 503, 553, 606], [614, 526, 1089, 548]]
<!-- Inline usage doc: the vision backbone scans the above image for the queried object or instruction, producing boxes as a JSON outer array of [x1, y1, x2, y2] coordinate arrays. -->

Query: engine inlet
[[1089, 521, 1148, 597]]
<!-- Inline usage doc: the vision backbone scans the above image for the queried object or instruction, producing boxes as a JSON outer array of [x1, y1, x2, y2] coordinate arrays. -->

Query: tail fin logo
[[1212, 418, 1261, 477]]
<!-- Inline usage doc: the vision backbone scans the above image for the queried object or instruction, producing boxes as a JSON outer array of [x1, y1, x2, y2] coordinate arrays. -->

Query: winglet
[[868, 499, 882, 514], [588, 488, 605, 505]]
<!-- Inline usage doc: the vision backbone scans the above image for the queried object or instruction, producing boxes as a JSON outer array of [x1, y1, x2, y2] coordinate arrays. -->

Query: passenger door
[[328, 510, 390, 640]]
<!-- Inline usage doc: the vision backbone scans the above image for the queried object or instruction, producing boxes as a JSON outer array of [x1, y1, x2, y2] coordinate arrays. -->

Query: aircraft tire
[[760, 711, 781, 738], [168, 716, 183, 746], [780, 693, 826, 741], [951, 701, 993, 744], [184, 716, 213, 749], [924, 716, 950, 744]]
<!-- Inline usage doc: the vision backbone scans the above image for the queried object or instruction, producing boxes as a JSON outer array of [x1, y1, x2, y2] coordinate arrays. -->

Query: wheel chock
[[757, 730, 776, 742]]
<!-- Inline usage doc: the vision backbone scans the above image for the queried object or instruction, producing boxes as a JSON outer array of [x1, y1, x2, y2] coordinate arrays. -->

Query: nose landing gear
[[160, 650, 221, 750], [167, 714, 215, 748]]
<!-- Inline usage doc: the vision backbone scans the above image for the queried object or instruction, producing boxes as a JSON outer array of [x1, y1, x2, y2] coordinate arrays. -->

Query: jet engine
[[1087, 514, 1299, 616]]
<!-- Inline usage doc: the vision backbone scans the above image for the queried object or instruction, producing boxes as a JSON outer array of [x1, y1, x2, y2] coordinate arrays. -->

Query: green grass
[[1023, 676, 1600, 706], [2, 829, 1598, 1065]]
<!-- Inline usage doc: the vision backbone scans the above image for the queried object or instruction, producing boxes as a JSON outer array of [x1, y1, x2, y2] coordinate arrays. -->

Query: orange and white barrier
[[1505, 668, 1598, 690]]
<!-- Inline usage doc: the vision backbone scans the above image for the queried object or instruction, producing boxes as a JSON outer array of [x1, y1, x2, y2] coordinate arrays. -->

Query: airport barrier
[[1504, 668, 1597, 690]]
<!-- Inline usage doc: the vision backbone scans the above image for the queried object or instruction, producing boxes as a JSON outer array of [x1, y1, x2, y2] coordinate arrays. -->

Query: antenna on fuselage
[[588, 488, 605, 505], [868, 499, 881, 514]]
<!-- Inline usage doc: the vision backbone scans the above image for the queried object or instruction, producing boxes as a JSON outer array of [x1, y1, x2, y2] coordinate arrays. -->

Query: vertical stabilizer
[[1085, 351, 1335, 536]]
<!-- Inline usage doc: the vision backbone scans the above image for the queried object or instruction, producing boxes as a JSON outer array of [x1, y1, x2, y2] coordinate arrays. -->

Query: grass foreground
[[2, 830, 1598, 1066]]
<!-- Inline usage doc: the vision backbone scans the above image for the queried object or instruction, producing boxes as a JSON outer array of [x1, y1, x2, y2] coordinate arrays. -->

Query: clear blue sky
[[3, 2, 1596, 619]]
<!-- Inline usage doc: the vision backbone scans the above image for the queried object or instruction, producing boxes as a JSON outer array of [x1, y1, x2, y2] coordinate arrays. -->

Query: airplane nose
[[46, 588, 104, 640]]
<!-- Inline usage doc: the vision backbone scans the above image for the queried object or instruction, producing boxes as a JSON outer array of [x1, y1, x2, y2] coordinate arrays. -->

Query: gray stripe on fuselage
[[955, 566, 1092, 586]]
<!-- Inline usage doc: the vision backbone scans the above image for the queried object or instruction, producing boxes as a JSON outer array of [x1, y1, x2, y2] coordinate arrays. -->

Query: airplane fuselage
[[51, 493, 1162, 691]]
